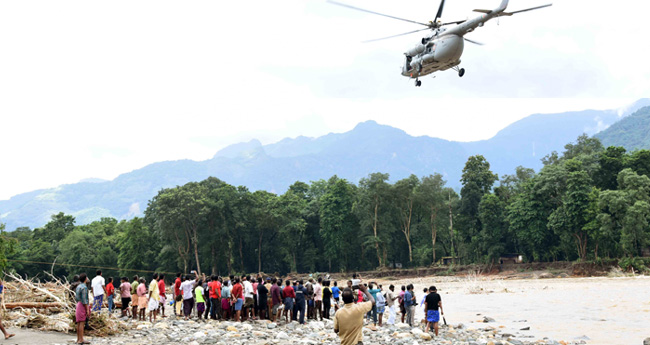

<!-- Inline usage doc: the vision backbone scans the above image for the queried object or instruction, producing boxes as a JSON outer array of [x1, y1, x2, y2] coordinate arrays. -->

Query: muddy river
[[382, 275, 649, 345]]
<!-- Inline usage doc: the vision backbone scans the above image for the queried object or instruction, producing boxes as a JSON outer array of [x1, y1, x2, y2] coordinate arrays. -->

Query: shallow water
[[388, 275, 650, 345]]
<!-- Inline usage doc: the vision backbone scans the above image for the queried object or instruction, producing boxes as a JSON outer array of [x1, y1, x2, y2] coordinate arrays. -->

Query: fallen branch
[[3, 302, 67, 309]]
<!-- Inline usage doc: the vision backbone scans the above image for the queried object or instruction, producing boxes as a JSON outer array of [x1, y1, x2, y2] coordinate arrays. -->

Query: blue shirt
[[369, 288, 381, 300], [404, 290, 414, 307], [331, 286, 341, 298], [295, 285, 307, 303]]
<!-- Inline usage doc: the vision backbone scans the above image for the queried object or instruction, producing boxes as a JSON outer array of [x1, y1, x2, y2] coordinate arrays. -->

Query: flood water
[[383, 275, 650, 345]]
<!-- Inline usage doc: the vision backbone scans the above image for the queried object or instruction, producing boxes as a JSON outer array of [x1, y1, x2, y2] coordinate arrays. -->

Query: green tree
[[459, 155, 498, 262], [320, 176, 358, 271], [355, 172, 390, 267], [478, 194, 507, 263], [414, 174, 447, 264], [116, 218, 159, 275], [594, 146, 627, 190], [392, 175, 420, 263], [0, 223, 17, 271]]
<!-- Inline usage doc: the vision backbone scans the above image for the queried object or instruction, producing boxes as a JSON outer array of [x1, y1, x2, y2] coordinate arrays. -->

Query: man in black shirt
[[424, 286, 443, 336], [257, 278, 269, 320]]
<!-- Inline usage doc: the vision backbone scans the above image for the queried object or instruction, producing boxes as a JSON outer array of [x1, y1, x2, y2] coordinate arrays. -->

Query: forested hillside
[[595, 106, 650, 151], [3, 99, 649, 231], [3, 135, 650, 278]]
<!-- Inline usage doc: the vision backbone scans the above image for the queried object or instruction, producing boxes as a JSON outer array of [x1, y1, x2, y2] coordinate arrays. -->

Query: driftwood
[[3, 302, 67, 309]]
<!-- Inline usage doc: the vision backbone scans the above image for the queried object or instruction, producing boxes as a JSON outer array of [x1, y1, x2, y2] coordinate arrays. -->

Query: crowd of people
[[68, 270, 444, 345]]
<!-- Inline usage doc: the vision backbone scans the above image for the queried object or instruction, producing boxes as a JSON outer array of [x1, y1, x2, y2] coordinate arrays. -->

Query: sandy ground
[[1, 328, 75, 345]]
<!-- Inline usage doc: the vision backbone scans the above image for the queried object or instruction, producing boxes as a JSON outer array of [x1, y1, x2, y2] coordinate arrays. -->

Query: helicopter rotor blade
[[500, 4, 552, 16], [441, 19, 466, 26], [434, 0, 446, 22], [362, 28, 431, 43], [464, 38, 484, 45], [327, 0, 431, 27]]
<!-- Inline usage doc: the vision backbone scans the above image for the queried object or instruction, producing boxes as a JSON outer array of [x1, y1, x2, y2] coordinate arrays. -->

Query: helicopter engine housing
[[405, 44, 426, 57]]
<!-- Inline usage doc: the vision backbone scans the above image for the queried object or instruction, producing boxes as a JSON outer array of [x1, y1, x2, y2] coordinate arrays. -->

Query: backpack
[[375, 291, 386, 308]]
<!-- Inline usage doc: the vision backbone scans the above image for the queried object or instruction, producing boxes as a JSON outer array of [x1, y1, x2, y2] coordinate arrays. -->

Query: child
[[119, 277, 131, 318], [131, 275, 139, 321], [195, 280, 206, 320], [137, 278, 148, 321], [106, 277, 115, 315]]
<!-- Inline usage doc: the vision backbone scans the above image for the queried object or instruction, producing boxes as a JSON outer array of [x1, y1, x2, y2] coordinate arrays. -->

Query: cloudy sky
[[0, 0, 648, 200]]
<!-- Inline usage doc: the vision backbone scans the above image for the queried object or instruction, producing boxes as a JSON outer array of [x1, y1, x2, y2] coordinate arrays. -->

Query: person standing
[[404, 284, 415, 327], [375, 285, 386, 326], [157, 274, 166, 318], [367, 283, 381, 326], [251, 277, 258, 320], [119, 277, 131, 318], [313, 277, 323, 321], [398, 285, 406, 324], [195, 279, 206, 320], [91, 270, 106, 313], [333, 283, 375, 345], [256, 278, 269, 320], [106, 277, 115, 315], [130, 275, 139, 321], [282, 280, 295, 323], [305, 279, 314, 319], [75, 273, 90, 345], [322, 281, 332, 319], [173, 273, 182, 316], [180, 275, 198, 320], [231, 278, 244, 322], [294, 280, 307, 325], [385, 285, 398, 325], [424, 286, 443, 336], [209, 275, 222, 320], [331, 281, 341, 311], [270, 279, 282, 322], [0, 278, 15, 340], [137, 278, 147, 321], [242, 276, 254, 321], [147, 273, 160, 322], [221, 280, 231, 320]]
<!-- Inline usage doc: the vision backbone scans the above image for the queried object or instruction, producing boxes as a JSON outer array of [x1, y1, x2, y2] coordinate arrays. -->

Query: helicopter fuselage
[[401, 34, 464, 78]]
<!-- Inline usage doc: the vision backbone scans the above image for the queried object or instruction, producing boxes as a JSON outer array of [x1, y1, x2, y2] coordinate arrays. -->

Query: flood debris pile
[[1, 272, 128, 335]]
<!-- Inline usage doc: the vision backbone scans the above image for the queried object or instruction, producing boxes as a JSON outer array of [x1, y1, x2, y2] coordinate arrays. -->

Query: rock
[[396, 323, 410, 329], [276, 331, 289, 339], [573, 335, 590, 340], [226, 326, 238, 332], [644, 338, 650, 345], [538, 272, 554, 279], [193, 331, 206, 339], [520, 326, 530, 331], [483, 316, 496, 323], [266, 323, 277, 329], [396, 332, 412, 339], [411, 328, 423, 336], [309, 321, 324, 330], [420, 333, 432, 340]]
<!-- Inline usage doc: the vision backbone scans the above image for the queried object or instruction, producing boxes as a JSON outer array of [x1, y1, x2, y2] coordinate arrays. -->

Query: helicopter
[[329, 0, 552, 87]]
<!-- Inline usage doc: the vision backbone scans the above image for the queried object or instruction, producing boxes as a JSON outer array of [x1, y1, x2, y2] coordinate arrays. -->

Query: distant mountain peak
[[213, 139, 264, 159]]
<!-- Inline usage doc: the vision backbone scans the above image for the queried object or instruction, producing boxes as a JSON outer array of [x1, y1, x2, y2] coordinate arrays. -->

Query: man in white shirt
[[242, 276, 254, 320], [180, 274, 198, 320], [91, 270, 106, 312]]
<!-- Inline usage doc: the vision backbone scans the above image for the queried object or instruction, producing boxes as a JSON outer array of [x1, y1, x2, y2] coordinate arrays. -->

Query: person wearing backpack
[[375, 284, 386, 327]]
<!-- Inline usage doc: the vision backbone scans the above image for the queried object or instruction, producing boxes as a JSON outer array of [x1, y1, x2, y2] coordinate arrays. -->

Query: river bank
[[3, 274, 648, 345]]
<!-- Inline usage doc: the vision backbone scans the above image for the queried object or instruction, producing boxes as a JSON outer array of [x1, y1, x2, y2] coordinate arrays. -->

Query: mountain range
[[1, 99, 649, 231]]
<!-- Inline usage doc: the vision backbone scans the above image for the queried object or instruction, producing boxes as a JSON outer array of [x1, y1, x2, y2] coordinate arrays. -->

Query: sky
[[0, 0, 648, 201]]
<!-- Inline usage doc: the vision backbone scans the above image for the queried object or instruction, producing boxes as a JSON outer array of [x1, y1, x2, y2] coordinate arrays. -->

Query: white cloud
[[0, 0, 648, 200]]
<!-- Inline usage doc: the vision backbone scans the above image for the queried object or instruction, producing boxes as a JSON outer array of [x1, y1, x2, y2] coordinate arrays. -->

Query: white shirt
[[91, 276, 105, 296], [243, 280, 254, 299], [180, 280, 194, 300]]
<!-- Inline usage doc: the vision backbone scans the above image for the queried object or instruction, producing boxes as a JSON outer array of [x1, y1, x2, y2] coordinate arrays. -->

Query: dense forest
[[2, 135, 650, 279]]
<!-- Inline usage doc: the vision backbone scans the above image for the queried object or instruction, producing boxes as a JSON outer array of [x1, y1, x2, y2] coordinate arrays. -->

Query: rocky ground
[[48, 313, 588, 345]]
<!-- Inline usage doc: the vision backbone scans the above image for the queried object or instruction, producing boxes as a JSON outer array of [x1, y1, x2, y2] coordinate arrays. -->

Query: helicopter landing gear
[[414, 79, 422, 87], [452, 66, 465, 77]]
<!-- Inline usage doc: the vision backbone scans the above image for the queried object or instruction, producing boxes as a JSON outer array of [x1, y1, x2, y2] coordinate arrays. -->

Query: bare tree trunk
[[448, 192, 455, 258], [227, 238, 233, 274], [431, 206, 438, 264], [400, 200, 414, 262], [258, 229, 264, 273], [211, 245, 218, 275], [373, 199, 382, 267], [239, 236, 244, 271], [192, 229, 201, 275]]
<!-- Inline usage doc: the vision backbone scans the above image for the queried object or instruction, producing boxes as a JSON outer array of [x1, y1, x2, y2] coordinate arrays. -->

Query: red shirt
[[231, 283, 243, 299], [106, 282, 114, 297], [282, 285, 296, 299], [174, 278, 181, 297], [209, 281, 221, 299], [158, 279, 166, 297]]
